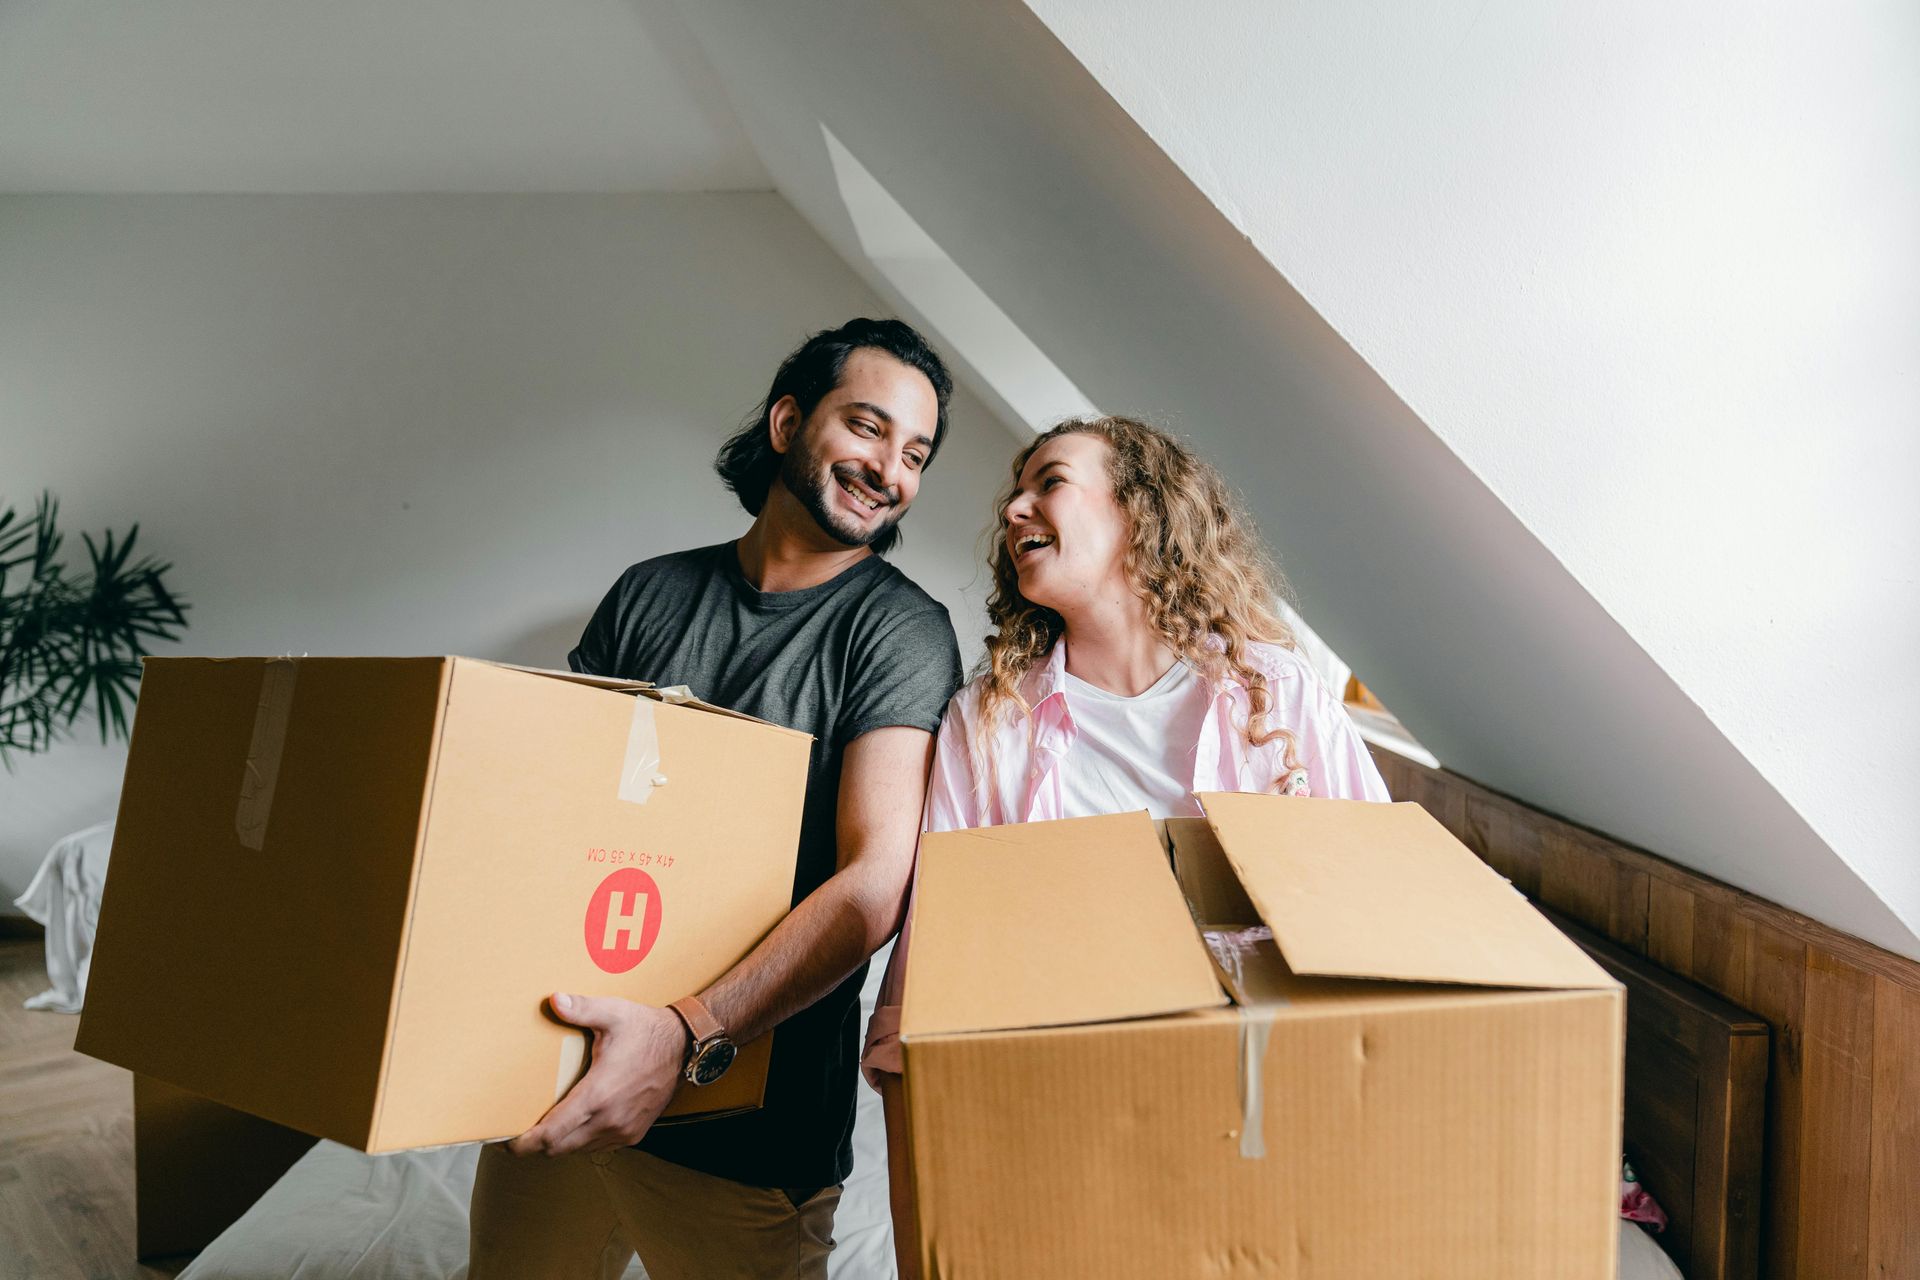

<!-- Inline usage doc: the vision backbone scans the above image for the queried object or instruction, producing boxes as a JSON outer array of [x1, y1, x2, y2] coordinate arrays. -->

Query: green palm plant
[[0, 492, 189, 768]]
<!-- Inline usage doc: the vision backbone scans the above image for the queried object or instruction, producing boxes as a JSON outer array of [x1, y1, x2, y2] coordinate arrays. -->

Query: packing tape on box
[[618, 685, 694, 804], [235, 658, 299, 851], [1237, 1004, 1280, 1159]]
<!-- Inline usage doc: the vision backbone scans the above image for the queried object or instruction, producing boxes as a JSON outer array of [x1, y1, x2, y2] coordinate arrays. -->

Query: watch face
[[690, 1039, 737, 1086]]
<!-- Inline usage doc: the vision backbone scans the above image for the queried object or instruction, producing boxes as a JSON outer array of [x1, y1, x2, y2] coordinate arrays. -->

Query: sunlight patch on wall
[[823, 124, 1095, 434]]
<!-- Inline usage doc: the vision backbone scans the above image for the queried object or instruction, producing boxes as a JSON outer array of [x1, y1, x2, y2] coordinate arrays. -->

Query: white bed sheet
[[179, 944, 1682, 1280], [14, 819, 114, 1013]]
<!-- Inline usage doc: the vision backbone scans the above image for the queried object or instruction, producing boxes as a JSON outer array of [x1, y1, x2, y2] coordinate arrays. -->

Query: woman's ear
[[767, 394, 803, 455]]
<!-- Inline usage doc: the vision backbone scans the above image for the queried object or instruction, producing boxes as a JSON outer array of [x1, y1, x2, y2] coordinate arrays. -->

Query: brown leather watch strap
[[668, 995, 724, 1045]]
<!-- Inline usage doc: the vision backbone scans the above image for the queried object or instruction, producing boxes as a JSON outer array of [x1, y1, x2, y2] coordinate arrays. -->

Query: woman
[[862, 414, 1389, 1077]]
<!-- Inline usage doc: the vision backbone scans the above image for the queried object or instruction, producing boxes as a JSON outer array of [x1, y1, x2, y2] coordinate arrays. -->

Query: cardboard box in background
[[132, 1076, 318, 1260], [78, 656, 809, 1153], [897, 796, 1625, 1279]]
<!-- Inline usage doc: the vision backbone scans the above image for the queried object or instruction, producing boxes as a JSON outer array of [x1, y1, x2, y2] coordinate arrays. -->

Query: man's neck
[[1059, 596, 1178, 696], [734, 492, 873, 594]]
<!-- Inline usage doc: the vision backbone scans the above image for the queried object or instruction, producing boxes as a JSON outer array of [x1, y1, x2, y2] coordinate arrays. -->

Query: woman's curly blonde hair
[[974, 415, 1301, 778]]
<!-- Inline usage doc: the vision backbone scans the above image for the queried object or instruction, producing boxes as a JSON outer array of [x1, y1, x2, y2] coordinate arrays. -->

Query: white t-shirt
[[1058, 659, 1212, 820]]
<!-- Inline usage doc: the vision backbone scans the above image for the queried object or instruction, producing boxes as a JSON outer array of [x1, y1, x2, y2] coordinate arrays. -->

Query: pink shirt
[[925, 636, 1389, 830], [862, 637, 1391, 1077]]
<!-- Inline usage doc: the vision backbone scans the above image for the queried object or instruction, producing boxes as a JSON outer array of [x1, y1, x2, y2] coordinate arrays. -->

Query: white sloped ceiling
[[674, 0, 1920, 958]]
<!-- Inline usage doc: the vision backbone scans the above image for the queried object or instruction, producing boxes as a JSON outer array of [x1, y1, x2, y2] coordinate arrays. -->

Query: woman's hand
[[861, 1003, 904, 1090]]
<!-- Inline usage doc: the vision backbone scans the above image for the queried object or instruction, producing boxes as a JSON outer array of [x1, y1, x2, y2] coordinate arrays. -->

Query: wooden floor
[[0, 935, 187, 1280]]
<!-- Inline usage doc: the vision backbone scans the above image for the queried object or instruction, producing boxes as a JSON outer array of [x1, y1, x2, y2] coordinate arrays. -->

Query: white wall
[[0, 193, 1012, 910], [0, 0, 771, 193], [1023, 0, 1920, 939], [675, 0, 1920, 957]]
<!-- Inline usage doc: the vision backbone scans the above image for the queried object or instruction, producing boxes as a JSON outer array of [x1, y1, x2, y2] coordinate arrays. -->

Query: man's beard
[[778, 440, 905, 549]]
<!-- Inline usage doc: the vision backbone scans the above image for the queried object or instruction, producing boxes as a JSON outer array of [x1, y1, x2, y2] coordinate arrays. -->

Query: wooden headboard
[[1369, 745, 1920, 1280], [1554, 908, 1769, 1280]]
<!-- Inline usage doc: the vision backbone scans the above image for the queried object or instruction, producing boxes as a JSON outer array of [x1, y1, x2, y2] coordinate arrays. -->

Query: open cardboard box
[[896, 794, 1625, 1277], [80, 656, 808, 1154]]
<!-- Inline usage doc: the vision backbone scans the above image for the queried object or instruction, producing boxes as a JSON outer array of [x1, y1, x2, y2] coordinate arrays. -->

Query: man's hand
[[506, 993, 689, 1158]]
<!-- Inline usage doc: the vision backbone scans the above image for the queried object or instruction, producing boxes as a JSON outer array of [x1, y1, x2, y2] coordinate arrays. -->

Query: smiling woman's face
[[1001, 432, 1132, 615]]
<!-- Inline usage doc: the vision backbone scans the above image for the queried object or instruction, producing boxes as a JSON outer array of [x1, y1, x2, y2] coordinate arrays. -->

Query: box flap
[[1161, 816, 1259, 927], [1196, 793, 1613, 991], [900, 811, 1226, 1038]]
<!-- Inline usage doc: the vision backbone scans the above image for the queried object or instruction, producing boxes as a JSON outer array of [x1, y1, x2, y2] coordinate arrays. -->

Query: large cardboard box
[[897, 795, 1625, 1278], [78, 656, 809, 1153]]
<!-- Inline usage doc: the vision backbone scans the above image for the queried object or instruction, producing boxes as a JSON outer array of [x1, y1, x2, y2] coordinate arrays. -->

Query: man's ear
[[767, 395, 804, 455]]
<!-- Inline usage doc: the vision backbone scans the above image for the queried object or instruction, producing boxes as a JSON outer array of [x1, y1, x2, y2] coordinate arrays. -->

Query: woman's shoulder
[[939, 672, 995, 729], [1230, 638, 1350, 722], [948, 673, 985, 709], [1235, 638, 1319, 686]]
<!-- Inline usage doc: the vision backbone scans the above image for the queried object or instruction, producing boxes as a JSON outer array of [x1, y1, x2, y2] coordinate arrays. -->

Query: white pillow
[[1617, 1217, 1686, 1280]]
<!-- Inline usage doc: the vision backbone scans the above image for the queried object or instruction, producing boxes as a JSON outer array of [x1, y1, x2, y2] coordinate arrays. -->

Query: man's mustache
[[830, 463, 899, 508]]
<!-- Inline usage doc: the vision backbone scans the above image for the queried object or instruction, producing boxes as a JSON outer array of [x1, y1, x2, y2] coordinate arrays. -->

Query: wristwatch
[[668, 995, 738, 1086]]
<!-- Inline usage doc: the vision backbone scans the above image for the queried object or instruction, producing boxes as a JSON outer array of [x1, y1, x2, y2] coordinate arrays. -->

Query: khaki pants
[[467, 1142, 841, 1280]]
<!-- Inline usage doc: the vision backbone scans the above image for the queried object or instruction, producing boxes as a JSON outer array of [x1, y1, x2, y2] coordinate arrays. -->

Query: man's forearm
[[696, 861, 904, 1046], [694, 724, 932, 1050]]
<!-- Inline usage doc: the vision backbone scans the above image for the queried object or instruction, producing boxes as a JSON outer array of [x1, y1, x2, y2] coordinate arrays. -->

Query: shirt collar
[[1039, 636, 1070, 696], [1014, 635, 1258, 812], [1025, 635, 1247, 706], [1023, 638, 1074, 754]]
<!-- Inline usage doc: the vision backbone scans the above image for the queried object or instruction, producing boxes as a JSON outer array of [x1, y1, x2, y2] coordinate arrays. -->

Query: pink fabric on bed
[[1620, 1159, 1669, 1230]]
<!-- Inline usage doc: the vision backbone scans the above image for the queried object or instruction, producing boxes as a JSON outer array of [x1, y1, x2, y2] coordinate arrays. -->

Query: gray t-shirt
[[568, 541, 962, 1188]]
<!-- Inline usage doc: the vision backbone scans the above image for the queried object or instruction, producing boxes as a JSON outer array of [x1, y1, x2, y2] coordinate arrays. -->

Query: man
[[468, 318, 964, 1279]]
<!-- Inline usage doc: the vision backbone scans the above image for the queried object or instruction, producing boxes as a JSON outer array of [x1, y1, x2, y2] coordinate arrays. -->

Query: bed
[[1547, 910, 1770, 1280], [167, 913, 1764, 1280]]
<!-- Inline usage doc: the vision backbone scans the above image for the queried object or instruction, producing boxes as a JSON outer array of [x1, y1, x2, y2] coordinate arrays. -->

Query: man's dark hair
[[715, 318, 953, 555]]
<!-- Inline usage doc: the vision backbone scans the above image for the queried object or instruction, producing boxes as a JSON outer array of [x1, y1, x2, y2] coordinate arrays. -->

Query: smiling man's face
[[776, 348, 940, 549]]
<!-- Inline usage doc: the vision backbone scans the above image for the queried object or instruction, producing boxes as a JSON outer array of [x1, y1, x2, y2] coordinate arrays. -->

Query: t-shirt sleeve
[[567, 570, 630, 677], [837, 604, 964, 746]]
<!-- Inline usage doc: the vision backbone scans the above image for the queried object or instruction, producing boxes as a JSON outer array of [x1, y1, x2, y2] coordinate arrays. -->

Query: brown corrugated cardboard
[[132, 1076, 318, 1259], [899, 811, 1226, 1038], [1199, 790, 1614, 990], [78, 656, 808, 1153], [898, 795, 1624, 1278]]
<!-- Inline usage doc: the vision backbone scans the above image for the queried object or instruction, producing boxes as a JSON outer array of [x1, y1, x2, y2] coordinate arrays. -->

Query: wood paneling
[[1798, 952, 1876, 1278], [1747, 921, 1809, 1278], [1649, 877, 1696, 977], [1869, 977, 1920, 1278], [1370, 745, 1920, 1280], [1694, 897, 1755, 1008], [1462, 790, 1543, 898], [1387, 756, 1469, 840], [1540, 826, 1627, 941]]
